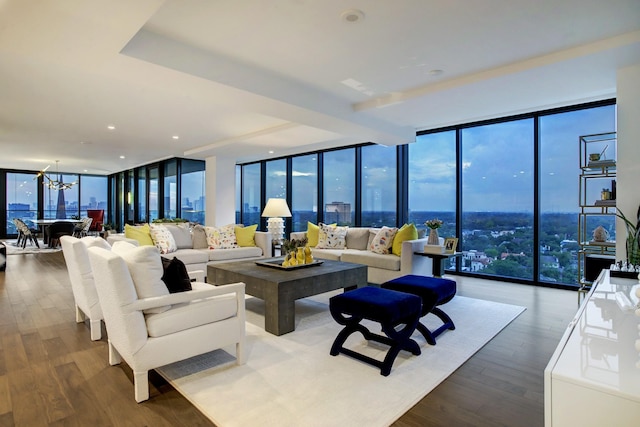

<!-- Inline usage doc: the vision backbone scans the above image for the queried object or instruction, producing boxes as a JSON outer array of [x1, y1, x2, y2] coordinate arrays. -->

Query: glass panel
[[6, 172, 38, 234], [539, 105, 616, 285], [291, 154, 318, 231], [242, 163, 261, 226], [265, 159, 286, 199], [126, 170, 134, 223], [79, 175, 108, 220], [164, 160, 177, 219], [43, 173, 79, 219], [181, 159, 206, 224], [323, 149, 355, 226], [408, 131, 457, 268], [361, 145, 397, 227], [137, 168, 146, 222], [461, 119, 534, 280], [148, 166, 159, 221], [236, 165, 241, 224]]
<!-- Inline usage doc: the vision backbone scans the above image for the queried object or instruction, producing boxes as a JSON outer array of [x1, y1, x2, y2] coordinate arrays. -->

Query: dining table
[[32, 219, 82, 245]]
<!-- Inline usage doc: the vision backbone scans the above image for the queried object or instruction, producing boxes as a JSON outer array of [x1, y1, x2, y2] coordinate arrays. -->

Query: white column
[[616, 63, 640, 259], [205, 156, 237, 226]]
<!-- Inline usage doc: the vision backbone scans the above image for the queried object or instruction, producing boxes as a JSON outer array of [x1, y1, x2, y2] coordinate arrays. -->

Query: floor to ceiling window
[[242, 163, 261, 226], [148, 166, 159, 222], [291, 154, 318, 232], [180, 159, 206, 224], [538, 104, 617, 285], [163, 160, 177, 219], [42, 173, 79, 219], [461, 119, 535, 281], [323, 148, 355, 226], [408, 130, 457, 237], [136, 168, 146, 223], [361, 145, 397, 227], [6, 172, 38, 234], [236, 99, 615, 288]]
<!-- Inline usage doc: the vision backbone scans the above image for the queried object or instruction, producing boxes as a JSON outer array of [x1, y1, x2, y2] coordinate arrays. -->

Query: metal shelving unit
[[577, 132, 617, 303]]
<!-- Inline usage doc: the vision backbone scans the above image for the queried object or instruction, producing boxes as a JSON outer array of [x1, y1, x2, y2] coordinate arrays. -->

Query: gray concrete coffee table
[[207, 258, 368, 336]]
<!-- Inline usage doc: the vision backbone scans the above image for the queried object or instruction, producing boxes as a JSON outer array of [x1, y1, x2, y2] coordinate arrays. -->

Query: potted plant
[[616, 205, 640, 264]]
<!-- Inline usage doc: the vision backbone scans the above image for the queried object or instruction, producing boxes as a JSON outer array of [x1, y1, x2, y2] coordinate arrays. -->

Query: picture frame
[[444, 237, 458, 254]]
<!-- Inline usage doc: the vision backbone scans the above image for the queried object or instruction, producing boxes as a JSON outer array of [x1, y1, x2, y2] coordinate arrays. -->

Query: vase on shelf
[[427, 228, 440, 245]]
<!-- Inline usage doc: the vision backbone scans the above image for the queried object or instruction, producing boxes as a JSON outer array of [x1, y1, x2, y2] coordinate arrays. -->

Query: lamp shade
[[261, 198, 292, 217]]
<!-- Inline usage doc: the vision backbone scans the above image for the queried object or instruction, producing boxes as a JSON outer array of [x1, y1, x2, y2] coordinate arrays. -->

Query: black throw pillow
[[161, 257, 193, 293]]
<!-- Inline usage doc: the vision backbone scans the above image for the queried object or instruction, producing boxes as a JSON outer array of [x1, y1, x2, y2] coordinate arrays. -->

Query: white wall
[[205, 156, 236, 226], [616, 63, 640, 260]]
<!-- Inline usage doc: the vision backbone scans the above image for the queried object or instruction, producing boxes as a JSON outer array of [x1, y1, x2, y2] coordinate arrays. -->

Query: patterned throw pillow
[[369, 226, 398, 254], [205, 224, 238, 249], [149, 224, 178, 254], [316, 223, 348, 249]]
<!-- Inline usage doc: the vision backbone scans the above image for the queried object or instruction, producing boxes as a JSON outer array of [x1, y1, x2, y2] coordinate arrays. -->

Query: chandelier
[[36, 160, 78, 190]]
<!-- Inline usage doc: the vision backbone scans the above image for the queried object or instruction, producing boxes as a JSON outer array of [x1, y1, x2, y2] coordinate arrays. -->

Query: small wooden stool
[[382, 275, 456, 345], [329, 286, 422, 376]]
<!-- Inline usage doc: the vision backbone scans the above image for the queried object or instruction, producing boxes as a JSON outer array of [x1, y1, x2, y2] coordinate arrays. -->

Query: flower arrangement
[[424, 219, 443, 229], [282, 236, 308, 253]]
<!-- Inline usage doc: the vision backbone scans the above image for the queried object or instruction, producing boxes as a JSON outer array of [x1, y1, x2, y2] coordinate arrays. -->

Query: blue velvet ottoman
[[382, 275, 456, 345], [329, 286, 422, 376]]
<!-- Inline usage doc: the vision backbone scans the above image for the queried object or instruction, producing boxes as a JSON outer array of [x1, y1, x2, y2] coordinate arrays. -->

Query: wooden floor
[[0, 251, 578, 426]]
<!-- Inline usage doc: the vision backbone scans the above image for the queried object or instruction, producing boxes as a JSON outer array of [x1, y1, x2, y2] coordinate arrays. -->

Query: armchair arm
[[123, 282, 245, 312], [254, 231, 272, 258]]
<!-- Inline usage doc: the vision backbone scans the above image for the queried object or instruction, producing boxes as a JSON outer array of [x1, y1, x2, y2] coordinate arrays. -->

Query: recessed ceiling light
[[428, 69, 444, 76], [172, 135, 179, 140], [341, 9, 364, 23], [268, 150, 274, 154], [119, 155, 125, 159], [107, 125, 115, 130], [83, 169, 88, 172]]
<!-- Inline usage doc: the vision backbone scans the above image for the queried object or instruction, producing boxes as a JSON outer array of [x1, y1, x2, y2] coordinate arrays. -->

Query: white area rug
[[157, 292, 525, 427], [3, 239, 61, 254]]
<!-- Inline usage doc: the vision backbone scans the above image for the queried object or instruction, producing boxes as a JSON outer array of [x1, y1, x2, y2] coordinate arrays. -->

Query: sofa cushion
[[161, 257, 192, 293], [164, 223, 193, 250], [111, 241, 170, 314], [192, 224, 208, 249], [149, 224, 178, 254], [341, 249, 401, 271], [235, 224, 257, 247], [207, 246, 262, 262], [124, 224, 154, 246], [165, 249, 209, 265], [205, 224, 238, 249], [346, 227, 370, 250], [392, 223, 419, 256], [145, 293, 237, 337], [317, 223, 347, 249], [308, 248, 342, 261], [369, 226, 398, 254]]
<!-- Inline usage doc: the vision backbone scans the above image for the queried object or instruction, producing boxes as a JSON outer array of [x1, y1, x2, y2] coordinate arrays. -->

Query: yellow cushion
[[392, 223, 418, 256], [124, 224, 154, 246], [235, 224, 257, 247]]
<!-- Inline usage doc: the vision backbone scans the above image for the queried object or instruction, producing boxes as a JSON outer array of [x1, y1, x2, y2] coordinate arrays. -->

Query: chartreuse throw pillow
[[392, 223, 419, 256], [235, 224, 257, 247], [124, 223, 154, 246]]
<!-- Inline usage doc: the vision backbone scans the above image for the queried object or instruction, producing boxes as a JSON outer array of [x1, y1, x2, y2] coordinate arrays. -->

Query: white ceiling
[[1, 0, 639, 175]]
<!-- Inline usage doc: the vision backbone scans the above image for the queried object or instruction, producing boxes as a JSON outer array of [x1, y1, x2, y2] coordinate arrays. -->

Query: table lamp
[[261, 198, 292, 244]]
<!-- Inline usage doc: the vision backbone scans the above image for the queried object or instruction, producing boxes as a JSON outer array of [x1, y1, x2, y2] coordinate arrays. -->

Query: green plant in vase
[[616, 205, 640, 265]]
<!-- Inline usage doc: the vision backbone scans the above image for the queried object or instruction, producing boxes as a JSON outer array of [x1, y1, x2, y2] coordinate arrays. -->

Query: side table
[[413, 251, 462, 277]]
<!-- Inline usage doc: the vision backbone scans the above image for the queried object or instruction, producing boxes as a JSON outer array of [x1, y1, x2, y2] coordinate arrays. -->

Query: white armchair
[[60, 235, 111, 341], [87, 245, 246, 402]]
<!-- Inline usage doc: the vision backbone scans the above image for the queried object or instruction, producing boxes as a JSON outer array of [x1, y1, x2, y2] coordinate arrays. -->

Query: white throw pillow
[[316, 223, 348, 249], [149, 224, 178, 254], [205, 224, 238, 249], [111, 241, 170, 314], [369, 226, 398, 255]]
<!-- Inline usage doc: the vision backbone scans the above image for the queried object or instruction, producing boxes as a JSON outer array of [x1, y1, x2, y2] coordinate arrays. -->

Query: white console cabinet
[[545, 270, 640, 426]]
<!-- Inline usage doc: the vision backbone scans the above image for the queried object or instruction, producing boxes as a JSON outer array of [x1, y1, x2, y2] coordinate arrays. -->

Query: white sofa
[[108, 223, 272, 274], [290, 227, 440, 284]]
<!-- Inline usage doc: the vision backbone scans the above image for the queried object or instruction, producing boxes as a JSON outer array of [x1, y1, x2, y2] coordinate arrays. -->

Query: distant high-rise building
[[325, 201, 351, 224]]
